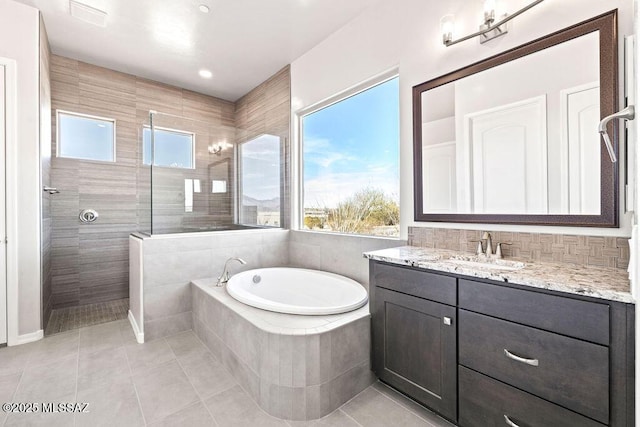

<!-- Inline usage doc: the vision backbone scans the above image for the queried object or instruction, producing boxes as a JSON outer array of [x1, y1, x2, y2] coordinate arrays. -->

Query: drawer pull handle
[[504, 349, 539, 366], [503, 415, 520, 427]]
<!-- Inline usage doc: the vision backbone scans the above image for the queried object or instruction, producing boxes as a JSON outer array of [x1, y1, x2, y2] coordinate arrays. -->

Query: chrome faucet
[[216, 257, 247, 286]]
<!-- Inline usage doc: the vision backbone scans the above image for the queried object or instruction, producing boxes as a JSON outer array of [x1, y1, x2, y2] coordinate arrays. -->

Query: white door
[[466, 96, 548, 214], [422, 141, 457, 213], [562, 84, 601, 215], [0, 65, 6, 345]]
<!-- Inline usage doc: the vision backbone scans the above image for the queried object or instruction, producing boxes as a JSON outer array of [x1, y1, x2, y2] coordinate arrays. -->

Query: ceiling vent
[[69, 0, 107, 27]]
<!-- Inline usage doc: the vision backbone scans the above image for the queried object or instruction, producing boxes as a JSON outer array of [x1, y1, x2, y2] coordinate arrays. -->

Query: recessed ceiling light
[[199, 4, 210, 13], [69, 0, 107, 27], [199, 69, 213, 79]]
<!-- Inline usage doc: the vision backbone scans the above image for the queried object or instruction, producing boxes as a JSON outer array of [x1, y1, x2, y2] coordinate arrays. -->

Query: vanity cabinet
[[369, 260, 635, 427], [371, 262, 458, 420]]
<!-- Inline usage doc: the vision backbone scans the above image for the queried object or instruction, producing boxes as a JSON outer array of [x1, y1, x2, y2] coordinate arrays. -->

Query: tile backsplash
[[408, 227, 630, 270]]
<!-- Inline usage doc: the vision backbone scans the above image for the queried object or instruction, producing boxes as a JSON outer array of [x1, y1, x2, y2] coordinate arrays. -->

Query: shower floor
[[45, 298, 129, 336]]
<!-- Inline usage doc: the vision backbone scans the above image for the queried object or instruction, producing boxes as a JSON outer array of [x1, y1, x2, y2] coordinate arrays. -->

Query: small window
[[143, 127, 195, 169], [57, 111, 115, 162], [301, 76, 400, 237]]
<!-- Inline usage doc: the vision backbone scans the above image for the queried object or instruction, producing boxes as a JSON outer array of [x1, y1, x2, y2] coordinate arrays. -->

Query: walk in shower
[[138, 111, 287, 235]]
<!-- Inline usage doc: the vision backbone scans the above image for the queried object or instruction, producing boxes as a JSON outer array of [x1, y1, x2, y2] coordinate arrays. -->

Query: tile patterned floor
[[45, 299, 129, 336], [0, 320, 454, 427]]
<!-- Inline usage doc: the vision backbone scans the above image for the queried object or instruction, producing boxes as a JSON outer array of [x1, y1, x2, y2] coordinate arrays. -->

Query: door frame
[[0, 57, 19, 346]]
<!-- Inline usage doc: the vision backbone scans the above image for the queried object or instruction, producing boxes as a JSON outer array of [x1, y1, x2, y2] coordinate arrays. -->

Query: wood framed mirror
[[413, 10, 619, 227]]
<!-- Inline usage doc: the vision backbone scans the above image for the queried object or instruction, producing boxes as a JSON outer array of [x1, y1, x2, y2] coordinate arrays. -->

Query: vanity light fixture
[[441, 0, 544, 47], [209, 143, 223, 155], [209, 141, 232, 155]]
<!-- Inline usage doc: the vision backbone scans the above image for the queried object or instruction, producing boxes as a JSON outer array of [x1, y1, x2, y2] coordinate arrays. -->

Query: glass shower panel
[[148, 112, 238, 234], [136, 114, 152, 235]]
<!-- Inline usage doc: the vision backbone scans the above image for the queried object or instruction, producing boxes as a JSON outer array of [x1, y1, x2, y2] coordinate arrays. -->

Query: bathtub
[[226, 267, 368, 315], [191, 276, 374, 421]]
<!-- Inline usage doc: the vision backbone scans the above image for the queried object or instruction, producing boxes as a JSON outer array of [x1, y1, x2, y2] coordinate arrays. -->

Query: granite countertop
[[363, 246, 634, 304]]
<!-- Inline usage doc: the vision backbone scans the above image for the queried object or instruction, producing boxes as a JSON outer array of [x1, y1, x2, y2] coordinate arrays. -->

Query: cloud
[[304, 169, 399, 209]]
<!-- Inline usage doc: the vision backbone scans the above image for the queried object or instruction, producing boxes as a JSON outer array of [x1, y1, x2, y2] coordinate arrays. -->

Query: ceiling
[[15, 0, 377, 101]]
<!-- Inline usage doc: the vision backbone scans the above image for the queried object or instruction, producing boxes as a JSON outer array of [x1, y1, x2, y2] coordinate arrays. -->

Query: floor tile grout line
[[373, 384, 441, 427], [149, 337, 219, 426], [186, 326, 284, 424], [121, 327, 149, 427], [2, 369, 25, 427], [164, 336, 221, 425], [338, 408, 365, 427]]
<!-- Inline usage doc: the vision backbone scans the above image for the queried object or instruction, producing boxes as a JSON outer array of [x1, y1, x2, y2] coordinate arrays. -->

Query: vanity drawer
[[459, 309, 609, 424], [371, 262, 456, 305], [459, 279, 609, 345], [459, 366, 605, 427]]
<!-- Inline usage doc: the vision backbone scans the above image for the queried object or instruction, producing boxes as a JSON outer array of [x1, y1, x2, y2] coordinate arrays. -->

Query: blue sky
[[303, 77, 400, 209]]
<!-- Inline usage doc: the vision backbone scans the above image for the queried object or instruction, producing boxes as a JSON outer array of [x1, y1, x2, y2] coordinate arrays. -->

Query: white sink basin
[[444, 257, 525, 271]]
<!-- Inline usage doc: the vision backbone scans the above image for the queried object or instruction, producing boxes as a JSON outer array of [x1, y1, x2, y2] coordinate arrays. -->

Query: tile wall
[[235, 66, 291, 229], [289, 231, 406, 290], [139, 229, 290, 341], [49, 58, 291, 311], [408, 227, 631, 269]]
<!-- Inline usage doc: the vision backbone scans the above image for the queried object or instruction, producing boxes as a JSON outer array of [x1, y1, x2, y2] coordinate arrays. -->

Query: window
[[239, 134, 282, 227], [57, 111, 115, 162], [142, 127, 194, 169], [301, 76, 400, 237]]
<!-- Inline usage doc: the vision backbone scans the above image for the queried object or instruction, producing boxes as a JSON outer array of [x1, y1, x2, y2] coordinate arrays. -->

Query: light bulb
[[440, 14, 455, 45], [483, 0, 496, 24]]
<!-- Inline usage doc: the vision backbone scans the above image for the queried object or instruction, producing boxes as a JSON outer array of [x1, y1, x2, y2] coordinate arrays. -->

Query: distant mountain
[[243, 195, 280, 212]]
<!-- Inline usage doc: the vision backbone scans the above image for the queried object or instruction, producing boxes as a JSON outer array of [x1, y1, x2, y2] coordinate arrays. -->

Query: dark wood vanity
[[370, 260, 634, 427]]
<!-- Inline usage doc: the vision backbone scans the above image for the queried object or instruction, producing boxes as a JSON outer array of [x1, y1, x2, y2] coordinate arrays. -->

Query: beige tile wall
[[50, 56, 242, 308], [408, 227, 630, 269], [235, 66, 291, 228]]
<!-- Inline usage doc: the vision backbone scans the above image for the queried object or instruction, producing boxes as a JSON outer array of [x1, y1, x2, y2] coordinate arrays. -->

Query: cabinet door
[[372, 287, 457, 421]]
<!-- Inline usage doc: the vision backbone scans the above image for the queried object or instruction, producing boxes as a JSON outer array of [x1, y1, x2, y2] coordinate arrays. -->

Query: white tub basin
[[226, 267, 368, 315]]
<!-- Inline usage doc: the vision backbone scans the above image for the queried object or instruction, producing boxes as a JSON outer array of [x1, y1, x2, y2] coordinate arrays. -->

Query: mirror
[[413, 10, 619, 227]]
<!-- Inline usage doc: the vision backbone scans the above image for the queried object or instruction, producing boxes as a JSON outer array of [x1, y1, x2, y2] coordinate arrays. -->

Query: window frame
[[56, 109, 117, 162], [295, 69, 400, 236], [142, 125, 196, 170]]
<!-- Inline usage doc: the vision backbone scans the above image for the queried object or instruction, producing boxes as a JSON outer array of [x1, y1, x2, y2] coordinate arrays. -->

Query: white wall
[[0, 0, 42, 339], [291, 0, 634, 239]]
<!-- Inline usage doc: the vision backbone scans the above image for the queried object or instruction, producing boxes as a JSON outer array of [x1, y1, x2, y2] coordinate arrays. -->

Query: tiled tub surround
[[130, 229, 290, 342], [191, 278, 375, 421], [131, 229, 403, 342], [364, 246, 633, 303]]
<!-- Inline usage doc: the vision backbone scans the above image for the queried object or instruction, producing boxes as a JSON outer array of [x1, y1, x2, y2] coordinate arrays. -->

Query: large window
[[239, 134, 282, 227], [143, 127, 194, 169], [57, 111, 115, 162], [301, 77, 400, 237]]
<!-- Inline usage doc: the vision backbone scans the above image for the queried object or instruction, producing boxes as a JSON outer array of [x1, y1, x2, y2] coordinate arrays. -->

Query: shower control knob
[[79, 209, 99, 223]]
